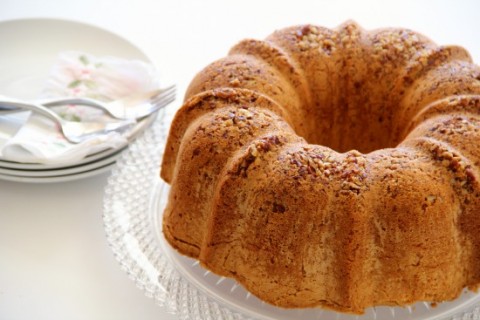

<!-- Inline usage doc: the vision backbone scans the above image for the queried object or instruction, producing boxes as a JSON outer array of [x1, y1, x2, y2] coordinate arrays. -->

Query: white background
[[0, 0, 479, 319]]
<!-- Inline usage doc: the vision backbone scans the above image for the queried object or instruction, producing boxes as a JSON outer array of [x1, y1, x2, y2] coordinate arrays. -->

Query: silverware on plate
[[0, 85, 176, 120], [0, 85, 176, 144], [0, 99, 136, 144]]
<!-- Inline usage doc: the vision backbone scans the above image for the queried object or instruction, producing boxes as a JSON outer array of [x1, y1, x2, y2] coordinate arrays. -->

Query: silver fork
[[0, 86, 176, 144], [0, 99, 136, 144], [0, 85, 176, 120]]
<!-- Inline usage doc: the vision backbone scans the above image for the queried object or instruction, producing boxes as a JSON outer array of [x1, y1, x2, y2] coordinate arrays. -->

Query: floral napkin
[[0, 51, 160, 164]]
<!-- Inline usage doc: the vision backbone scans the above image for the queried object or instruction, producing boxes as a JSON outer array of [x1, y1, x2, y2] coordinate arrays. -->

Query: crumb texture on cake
[[160, 21, 480, 314]]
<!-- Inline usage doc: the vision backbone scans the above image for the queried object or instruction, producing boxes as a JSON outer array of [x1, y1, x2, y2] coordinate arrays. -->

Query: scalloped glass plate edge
[[103, 110, 480, 320]]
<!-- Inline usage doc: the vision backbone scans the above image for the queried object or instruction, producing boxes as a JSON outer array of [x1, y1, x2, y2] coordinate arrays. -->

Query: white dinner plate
[[0, 161, 115, 183], [0, 147, 123, 177], [104, 114, 480, 320], [0, 17, 159, 178], [0, 147, 120, 170]]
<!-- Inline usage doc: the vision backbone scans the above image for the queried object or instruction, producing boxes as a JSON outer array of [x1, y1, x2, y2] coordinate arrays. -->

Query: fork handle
[[0, 97, 105, 115], [37, 97, 105, 109], [0, 98, 64, 127]]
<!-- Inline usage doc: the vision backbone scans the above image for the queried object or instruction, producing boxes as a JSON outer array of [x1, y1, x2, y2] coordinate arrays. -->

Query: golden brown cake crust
[[161, 21, 480, 314]]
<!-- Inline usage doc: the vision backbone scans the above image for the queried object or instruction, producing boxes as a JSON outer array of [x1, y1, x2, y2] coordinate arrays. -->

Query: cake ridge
[[404, 94, 480, 136], [161, 87, 291, 183], [393, 45, 473, 139], [229, 38, 312, 110], [403, 136, 479, 192]]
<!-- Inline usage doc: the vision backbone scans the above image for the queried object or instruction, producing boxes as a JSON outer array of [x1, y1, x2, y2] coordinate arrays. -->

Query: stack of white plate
[[0, 18, 163, 183], [0, 145, 124, 183], [0, 112, 158, 183]]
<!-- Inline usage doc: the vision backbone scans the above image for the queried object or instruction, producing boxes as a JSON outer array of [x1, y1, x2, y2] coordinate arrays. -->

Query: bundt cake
[[160, 21, 480, 314]]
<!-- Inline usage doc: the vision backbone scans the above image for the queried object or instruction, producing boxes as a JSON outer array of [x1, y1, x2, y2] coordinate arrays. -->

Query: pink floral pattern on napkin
[[0, 51, 160, 164]]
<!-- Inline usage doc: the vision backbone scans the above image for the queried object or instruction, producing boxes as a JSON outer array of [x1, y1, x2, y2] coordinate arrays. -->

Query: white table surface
[[0, 0, 479, 319]]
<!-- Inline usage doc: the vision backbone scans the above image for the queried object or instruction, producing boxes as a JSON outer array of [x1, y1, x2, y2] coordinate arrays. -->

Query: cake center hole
[[301, 102, 400, 154]]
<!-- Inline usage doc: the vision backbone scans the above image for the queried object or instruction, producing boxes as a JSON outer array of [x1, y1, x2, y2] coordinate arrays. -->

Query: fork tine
[[134, 97, 174, 121], [151, 92, 175, 105], [150, 85, 176, 103], [153, 95, 175, 110], [153, 97, 175, 111], [151, 88, 176, 105], [159, 84, 176, 94], [130, 86, 176, 120], [150, 97, 174, 110], [152, 91, 176, 106]]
